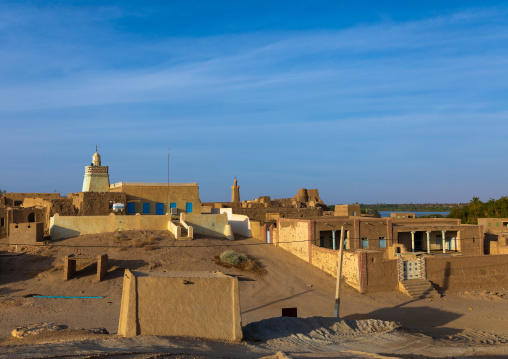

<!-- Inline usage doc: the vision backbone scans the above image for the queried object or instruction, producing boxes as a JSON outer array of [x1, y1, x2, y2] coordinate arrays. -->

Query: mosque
[[81, 147, 201, 216]]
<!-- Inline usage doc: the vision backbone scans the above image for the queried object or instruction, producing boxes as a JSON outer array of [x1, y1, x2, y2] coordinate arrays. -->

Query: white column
[[442, 230, 447, 253], [332, 230, 336, 250], [411, 231, 415, 252], [426, 231, 431, 254]]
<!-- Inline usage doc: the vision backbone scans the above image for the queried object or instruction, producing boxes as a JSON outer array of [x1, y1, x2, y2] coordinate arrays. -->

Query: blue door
[[267, 227, 271, 244], [127, 202, 135, 214], [170, 202, 177, 209], [156, 203, 164, 215], [143, 203, 150, 214], [186, 202, 193, 213]]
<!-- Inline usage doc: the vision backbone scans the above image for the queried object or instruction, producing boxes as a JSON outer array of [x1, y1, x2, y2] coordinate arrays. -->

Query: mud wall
[[364, 252, 399, 293], [310, 245, 360, 291], [250, 221, 263, 240], [3, 193, 62, 206], [118, 270, 242, 340], [277, 220, 312, 263], [9, 222, 44, 245], [50, 213, 172, 240], [110, 183, 201, 215], [181, 213, 232, 239], [70, 192, 126, 216], [232, 207, 322, 222], [426, 254, 508, 291]]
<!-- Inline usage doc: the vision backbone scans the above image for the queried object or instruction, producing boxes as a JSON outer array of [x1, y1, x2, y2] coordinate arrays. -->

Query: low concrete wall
[[50, 213, 171, 240], [181, 213, 233, 240], [168, 220, 181, 239], [118, 270, 242, 341], [426, 254, 508, 291]]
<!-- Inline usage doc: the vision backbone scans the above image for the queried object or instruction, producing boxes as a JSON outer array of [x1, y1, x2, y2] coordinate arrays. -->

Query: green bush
[[220, 250, 246, 266]]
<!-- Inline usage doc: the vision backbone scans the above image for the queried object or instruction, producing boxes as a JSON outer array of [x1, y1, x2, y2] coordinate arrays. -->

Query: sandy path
[[1, 232, 508, 357]]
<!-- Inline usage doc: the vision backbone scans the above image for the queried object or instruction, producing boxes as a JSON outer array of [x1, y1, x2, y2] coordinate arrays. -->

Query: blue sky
[[1, 1, 508, 204]]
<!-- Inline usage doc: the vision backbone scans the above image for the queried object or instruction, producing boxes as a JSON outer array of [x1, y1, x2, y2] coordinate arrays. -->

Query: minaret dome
[[92, 145, 101, 166]]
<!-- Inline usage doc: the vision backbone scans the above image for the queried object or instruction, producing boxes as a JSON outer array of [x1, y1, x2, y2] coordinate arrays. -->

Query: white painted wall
[[212, 208, 251, 237]]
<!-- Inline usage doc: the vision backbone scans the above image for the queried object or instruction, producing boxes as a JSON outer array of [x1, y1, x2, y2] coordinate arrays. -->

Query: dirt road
[[1, 231, 507, 357]]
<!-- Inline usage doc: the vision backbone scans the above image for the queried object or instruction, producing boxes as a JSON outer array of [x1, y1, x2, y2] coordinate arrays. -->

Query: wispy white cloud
[[1, 4, 508, 202]]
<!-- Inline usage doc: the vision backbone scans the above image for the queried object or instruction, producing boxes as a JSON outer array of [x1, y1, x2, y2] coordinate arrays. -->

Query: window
[[361, 237, 369, 249], [14, 201, 22, 206], [127, 202, 135, 214], [352, 211, 356, 216], [497, 222, 499, 226], [503, 222, 508, 227], [473, 236, 476, 243], [343, 239, 349, 249], [0, 218, 4, 227], [488, 223, 491, 227], [143, 203, 150, 214], [186, 202, 193, 213], [379, 237, 386, 248]]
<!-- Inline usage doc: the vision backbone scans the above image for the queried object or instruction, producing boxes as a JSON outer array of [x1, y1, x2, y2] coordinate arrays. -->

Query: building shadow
[[105, 259, 148, 280], [345, 297, 463, 338], [0, 253, 56, 286], [68, 258, 147, 281]]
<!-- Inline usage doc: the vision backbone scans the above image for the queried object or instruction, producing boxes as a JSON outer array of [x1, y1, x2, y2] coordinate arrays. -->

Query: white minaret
[[82, 146, 110, 192]]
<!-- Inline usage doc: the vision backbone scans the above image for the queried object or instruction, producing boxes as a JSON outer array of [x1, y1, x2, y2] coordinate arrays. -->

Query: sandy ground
[[1, 230, 508, 358]]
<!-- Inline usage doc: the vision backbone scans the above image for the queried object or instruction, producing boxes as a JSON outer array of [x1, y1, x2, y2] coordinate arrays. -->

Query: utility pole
[[167, 147, 170, 216], [334, 225, 345, 317]]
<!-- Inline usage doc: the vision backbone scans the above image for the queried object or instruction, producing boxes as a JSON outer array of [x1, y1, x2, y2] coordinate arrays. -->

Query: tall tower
[[82, 146, 110, 192], [231, 176, 240, 202]]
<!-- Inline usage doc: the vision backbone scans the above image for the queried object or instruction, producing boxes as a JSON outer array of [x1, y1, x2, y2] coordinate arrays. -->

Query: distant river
[[378, 211, 450, 218]]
